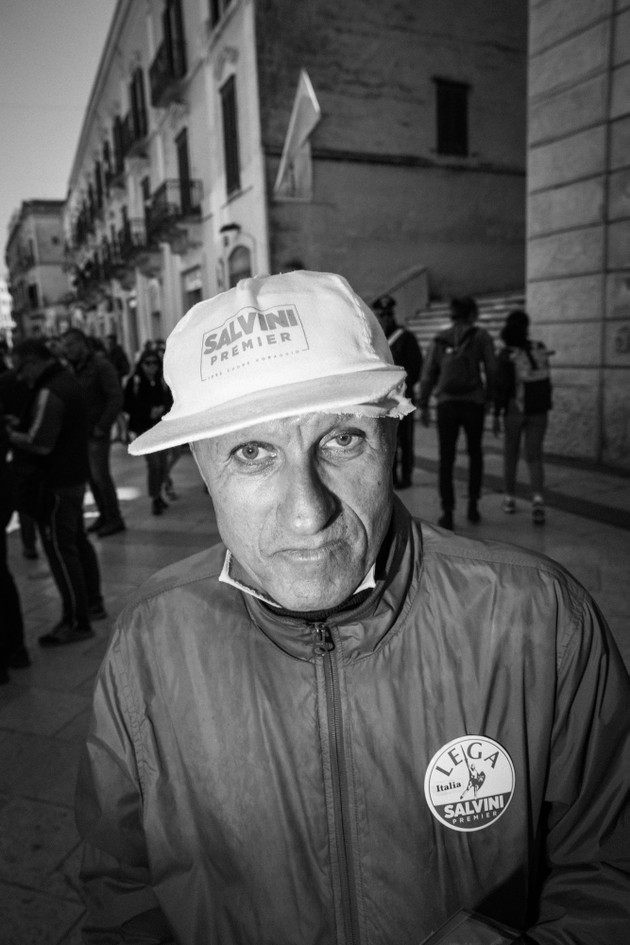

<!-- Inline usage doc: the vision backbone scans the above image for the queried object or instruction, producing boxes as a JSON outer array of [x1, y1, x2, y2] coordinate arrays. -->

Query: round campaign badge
[[424, 735, 515, 832]]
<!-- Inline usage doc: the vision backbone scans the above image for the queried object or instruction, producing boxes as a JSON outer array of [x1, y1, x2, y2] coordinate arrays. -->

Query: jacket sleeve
[[525, 591, 630, 944], [398, 331, 423, 389], [418, 339, 441, 408], [94, 359, 124, 435], [75, 635, 176, 944], [479, 330, 497, 403]]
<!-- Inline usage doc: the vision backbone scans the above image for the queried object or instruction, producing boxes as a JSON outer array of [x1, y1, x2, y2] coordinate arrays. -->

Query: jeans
[[88, 436, 124, 525], [503, 406, 548, 496], [436, 400, 486, 512], [146, 451, 168, 500], [37, 485, 103, 628]]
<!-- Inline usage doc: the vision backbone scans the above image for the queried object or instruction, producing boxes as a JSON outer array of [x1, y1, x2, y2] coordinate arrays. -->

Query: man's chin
[[272, 576, 361, 613]]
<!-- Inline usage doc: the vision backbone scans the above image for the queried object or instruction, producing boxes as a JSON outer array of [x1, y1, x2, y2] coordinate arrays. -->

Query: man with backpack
[[492, 309, 552, 525], [418, 296, 496, 529]]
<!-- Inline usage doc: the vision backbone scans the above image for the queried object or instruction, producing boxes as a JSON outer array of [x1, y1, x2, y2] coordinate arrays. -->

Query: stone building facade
[[62, 0, 526, 359], [527, 0, 630, 468], [4, 200, 69, 339]]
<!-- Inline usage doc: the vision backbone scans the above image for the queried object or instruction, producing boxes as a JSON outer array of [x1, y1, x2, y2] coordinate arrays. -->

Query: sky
[[0, 0, 118, 277]]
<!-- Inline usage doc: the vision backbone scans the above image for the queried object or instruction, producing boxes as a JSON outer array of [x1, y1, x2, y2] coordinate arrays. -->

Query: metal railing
[[147, 179, 202, 236]]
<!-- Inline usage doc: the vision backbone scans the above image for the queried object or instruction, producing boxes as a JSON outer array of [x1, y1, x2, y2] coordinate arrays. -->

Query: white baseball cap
[[129, 270, 414, 455]]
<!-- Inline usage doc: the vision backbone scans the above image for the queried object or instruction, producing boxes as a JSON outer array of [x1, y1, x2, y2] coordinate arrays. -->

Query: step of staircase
[[407, 290, 525, 350]]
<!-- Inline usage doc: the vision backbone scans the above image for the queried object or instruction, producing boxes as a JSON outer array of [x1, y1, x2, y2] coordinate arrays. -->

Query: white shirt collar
[[219, 550, 376, 609]]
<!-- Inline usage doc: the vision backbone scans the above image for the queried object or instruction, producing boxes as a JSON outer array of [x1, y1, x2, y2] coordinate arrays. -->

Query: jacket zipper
[[313, 623, 360, 945]]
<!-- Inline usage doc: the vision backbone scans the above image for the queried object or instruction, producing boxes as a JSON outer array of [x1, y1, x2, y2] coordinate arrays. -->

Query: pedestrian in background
[[0, 366, 40, 560], [62, 328, 126, 537], [372, 294, 423, 489], [0, 392, 30, 683], [8, 340, 107, 647], [124, 350, 173, 515], [493, 309, 553, 524], [419, 296, 496, 529], [106, 333, 131, 444]]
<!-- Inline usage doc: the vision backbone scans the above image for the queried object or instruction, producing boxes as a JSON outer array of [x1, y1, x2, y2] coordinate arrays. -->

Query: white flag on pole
[[274, 69, 321, 200]]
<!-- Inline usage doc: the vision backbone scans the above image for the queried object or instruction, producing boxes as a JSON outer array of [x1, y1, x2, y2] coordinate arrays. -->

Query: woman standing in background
[[124, 351, 173, 516], [493, 309, 553, 524]]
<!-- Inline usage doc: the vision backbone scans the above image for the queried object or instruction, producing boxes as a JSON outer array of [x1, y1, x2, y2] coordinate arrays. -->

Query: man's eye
[[323, 431, 364, 452], [333, 433, 355, 447], [232, 442, 276, 465]]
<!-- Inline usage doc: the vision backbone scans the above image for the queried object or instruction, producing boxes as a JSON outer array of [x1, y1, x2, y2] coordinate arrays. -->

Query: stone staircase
[[406, 290, 526, 351]]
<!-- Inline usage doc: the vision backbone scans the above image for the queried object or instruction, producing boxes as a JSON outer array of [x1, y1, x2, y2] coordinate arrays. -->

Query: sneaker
[[87, 517, 104, 534], [88, 603, 108, 621], [97, 519, 126, 538], [9, 646, 31, 669], [467, 501, 481, 524], [438, 511, 454, 530], [502, 496, 516, 514], [532, 499, 546, 525], [152, 498, 164, 516], [38, 621, 94, 647]]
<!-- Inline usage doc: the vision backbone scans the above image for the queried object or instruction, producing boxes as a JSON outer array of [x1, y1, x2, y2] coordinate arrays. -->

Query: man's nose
[[276, 459, 337, 535]]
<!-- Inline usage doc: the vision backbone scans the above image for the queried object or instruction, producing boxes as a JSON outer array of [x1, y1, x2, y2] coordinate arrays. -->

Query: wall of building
[[527, 0, 630, 468], [64, 0, 270, 352], [256, 0, 527, 302], [4, 201, 68, 337]]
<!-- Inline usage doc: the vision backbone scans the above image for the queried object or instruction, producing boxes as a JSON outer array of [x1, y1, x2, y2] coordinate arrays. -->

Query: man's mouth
[[276, 540, 342, 563]]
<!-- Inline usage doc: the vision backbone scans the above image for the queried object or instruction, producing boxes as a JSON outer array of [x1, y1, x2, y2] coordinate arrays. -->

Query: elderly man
[[76, 271, 630, 945]]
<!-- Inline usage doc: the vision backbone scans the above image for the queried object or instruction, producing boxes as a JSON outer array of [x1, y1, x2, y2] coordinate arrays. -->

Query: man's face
[[62, 334, 87, 365], [192, 413, 396, 611]]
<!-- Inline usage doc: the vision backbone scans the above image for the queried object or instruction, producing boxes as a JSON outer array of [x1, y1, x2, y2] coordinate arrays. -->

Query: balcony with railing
[[146, 179, 202, 242], [149, 38, 187, 108], [72, 252, 108, 306], [122, 109, 149, 159]]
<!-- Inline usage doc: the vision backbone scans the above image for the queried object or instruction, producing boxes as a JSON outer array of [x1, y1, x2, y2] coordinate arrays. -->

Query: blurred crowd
[[0, 330, 184, 681]]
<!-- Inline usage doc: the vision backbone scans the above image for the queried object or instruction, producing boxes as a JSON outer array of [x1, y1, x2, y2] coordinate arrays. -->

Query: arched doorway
[[228, 245, 252, 287]]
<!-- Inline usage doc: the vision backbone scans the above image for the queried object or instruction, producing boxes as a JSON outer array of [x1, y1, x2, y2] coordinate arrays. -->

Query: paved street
[[1, 428, 629, 944]]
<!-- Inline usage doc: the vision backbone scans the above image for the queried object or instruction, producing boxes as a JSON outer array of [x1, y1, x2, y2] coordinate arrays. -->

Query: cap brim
[[129, 366, 406, 455]]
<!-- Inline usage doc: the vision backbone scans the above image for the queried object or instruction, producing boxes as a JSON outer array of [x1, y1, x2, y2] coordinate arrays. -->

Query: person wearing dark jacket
[[75, 271, 630, 945], [9, 340, 106, 647], [0, 395, 30, 682], [372, 294, 423, 489], [0, 368, 40, 559], [419, 296, 496, 529], [123, 351, 173, 515], [62, 328, 126, 537]]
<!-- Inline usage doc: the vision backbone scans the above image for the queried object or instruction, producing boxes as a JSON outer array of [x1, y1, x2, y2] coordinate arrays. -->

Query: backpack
[[435, 327, 480, 396], [510, 342, 552, 414]]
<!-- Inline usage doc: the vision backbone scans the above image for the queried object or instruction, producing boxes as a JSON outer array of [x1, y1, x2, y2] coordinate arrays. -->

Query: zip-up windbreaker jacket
[[76, 501, 630, 944]]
